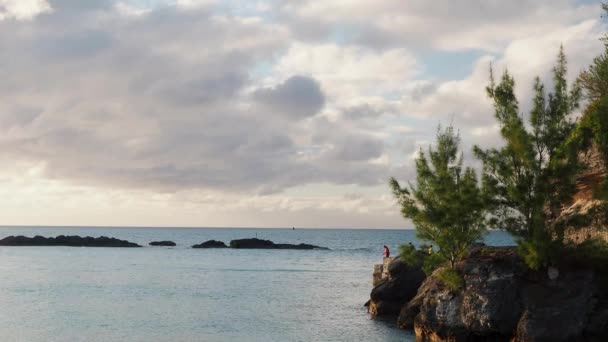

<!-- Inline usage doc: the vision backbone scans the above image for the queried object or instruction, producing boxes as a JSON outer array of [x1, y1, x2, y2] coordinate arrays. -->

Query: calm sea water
[[0, 227, 515, 342]]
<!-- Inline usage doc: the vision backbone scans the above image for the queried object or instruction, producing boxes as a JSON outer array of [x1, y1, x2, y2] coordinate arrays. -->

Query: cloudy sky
[[0, 0, 604, 228]]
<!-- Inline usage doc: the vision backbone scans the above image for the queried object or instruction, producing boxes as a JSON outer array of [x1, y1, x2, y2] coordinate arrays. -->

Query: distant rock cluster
[[0, 236, 328, 250], [228, 238, 328, 250], [0, 235, 141, 247], [149, 241, 176, 246], [192, 240, 228, 248]]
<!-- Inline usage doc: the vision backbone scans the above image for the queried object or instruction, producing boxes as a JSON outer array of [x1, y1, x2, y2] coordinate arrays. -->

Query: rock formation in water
[[0, 235, 142, 247], [149, 240, 176, 246], [367, 256, 426, 317], [398, 246, 608, 341], [192, 240, 228, 248], [229, 238, 328, 250]]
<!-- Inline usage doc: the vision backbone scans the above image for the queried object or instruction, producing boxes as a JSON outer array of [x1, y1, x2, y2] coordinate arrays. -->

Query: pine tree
[[474, 47, 581, 269], [390, 126, 488, 269]]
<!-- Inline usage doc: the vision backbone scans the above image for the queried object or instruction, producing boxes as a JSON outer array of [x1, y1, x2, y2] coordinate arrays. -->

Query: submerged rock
[[192, 240, 228, 248], [368, 257, 426, 317], [402, 246, 608, 342], [0, 235, 141, 247], [149, 240, 176, 247], [229, 238, 328, 250]]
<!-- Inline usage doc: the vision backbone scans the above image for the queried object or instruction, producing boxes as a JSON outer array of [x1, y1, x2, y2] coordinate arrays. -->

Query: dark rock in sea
[[0, 235, 141, 247], [400, 246, 608, 342], [368, 257, 426, 317], [192, 240, 228, 248], [229, 238, 328, 250], [149, 240, 176, 247]]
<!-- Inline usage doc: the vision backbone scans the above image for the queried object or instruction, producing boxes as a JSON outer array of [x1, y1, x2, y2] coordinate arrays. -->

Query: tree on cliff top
[[474, 47, 582, 269], [390, 126, 489, 269]]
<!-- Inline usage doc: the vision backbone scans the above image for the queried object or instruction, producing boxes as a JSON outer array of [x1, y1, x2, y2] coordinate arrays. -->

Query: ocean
[[0, 227, 515, 342]]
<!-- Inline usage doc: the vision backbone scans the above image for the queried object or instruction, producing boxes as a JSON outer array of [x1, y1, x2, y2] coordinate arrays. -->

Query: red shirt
[[383, 246, 390, 258]]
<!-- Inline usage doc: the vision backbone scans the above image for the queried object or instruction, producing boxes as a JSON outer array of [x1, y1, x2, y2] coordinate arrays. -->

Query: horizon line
[[0, 224, 415, 230]]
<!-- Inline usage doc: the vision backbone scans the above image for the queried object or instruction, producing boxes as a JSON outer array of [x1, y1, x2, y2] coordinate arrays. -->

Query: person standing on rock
[[383, 245, 390, 258]]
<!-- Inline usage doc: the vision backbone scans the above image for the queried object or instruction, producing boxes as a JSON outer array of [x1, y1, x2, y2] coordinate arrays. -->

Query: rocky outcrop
[[367, 257, 426, 317], [149, 240, 176, 246], [373, 257, 395, 286], [192, 240, 228, 248], [229, 238, 328, 250], [0, 235, 141, 247], [400, 246, 608, 341]]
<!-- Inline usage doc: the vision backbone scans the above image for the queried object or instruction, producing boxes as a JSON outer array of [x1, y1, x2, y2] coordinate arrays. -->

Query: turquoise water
[[0, 227, 515, 342]]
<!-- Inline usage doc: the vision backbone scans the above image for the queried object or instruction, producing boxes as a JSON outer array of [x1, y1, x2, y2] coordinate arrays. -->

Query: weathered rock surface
[[0, 235, 142, 247], [192, 240, 228, 248], [229, 238, 328, 250], [367, 257, 426, 317], [559, 144, 608, 243], [149, 240, 176, 246], [401, 246, 608, 342]]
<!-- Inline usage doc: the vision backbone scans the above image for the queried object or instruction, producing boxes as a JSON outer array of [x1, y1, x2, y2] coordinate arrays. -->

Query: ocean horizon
[[0, 227, 515, 341]]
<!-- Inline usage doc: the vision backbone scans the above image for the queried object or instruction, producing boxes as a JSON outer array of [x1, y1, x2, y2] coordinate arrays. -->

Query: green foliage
[[517, 238, 563, 271], [575, 2, 608, 171], [391, 126, 489, 269], [436, 268, 464, 291], [573, 2, 608, 204], [570, 97, 608, 200], [399, 243, 446, 276], [578, 53, 608, 102], [474, 47, 582, 270], [422, 253, 445, 276], [399, 243, 423, 267]]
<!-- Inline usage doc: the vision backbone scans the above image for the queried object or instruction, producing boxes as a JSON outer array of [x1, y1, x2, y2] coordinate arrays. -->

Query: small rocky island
[[149, 240, 176, 246], [192, 238, 328, 250], [0, 235, 142, 247], [192, 240, 228, 248]]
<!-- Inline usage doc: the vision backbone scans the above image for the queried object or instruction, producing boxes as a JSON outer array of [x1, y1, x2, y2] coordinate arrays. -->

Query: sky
[[0, 0, 605, 228]]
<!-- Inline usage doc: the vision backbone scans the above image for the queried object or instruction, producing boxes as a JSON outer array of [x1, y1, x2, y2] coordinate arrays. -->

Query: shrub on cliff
[[391, 126, 489, 269], [436, 268, 464, 291], [398, 244, 444, 276], [474, 47, 582, 270]]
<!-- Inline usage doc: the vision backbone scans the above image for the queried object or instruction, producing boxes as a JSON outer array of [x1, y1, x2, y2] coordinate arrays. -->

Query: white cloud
[[279, 0, 602, 51], [0, 0, 51, 20], [176, 0, 217, 9], [272, 43, 418, 106]]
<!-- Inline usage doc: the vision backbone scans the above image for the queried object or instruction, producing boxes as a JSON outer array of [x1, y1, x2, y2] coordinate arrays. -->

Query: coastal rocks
[[192, 240, 228, 248], [0, 235, 141, 247], [149, 241, 176, 246], [229, 238, 328, 250], [367, 257, 426, 317], [403, 246, 608, 342]]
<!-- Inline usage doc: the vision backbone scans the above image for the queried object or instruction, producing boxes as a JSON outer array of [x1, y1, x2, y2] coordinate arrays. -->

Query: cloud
[[278, 0, 602, 51], [0, 1, 397, 197], [0, 0, 51, 20], [0, 0, 604, 227], [253, 75, 326, 119]]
